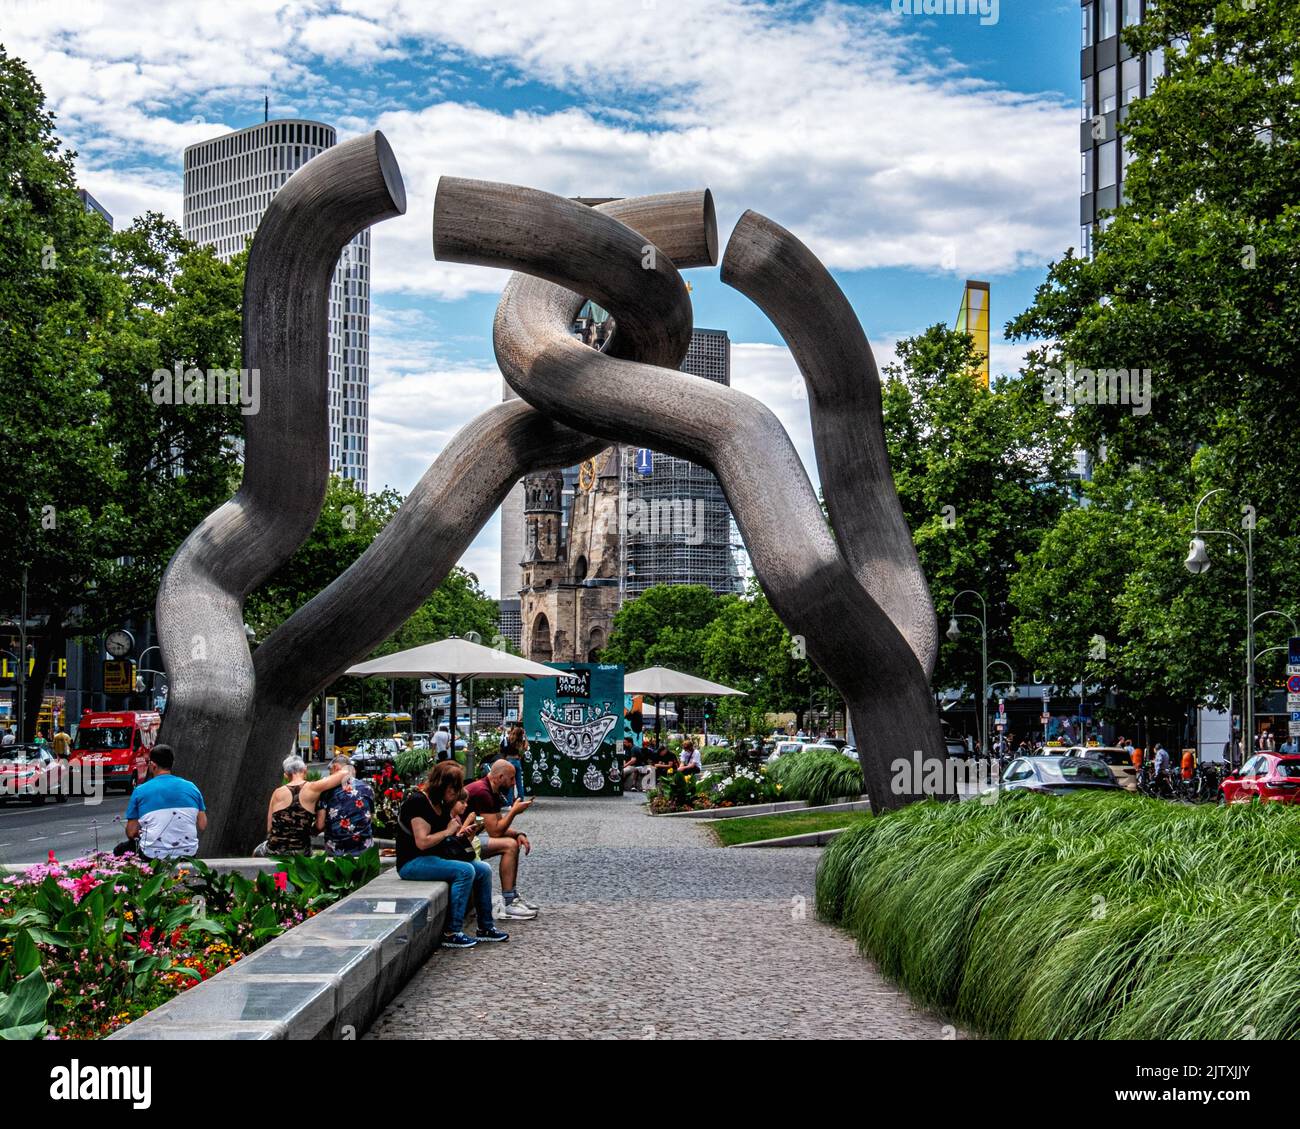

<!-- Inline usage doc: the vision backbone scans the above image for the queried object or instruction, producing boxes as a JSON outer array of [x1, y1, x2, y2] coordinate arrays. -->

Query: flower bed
[[648, 764, 781, 813], [0, 849, 378, 1040]]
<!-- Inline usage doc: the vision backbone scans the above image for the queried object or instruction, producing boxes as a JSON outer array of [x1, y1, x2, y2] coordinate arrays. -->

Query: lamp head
[[945, 617, 961, 642], [1184, 537, 1211, 575]]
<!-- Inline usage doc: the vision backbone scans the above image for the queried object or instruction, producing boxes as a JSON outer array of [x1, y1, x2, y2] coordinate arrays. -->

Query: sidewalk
[[365, 793, 954, 1040]]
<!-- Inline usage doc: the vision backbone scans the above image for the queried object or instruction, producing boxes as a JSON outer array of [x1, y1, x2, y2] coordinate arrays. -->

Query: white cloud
[[13, 0, 1077, 295]]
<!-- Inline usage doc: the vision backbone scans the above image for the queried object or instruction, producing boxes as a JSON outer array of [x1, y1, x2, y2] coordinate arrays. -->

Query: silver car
[[999, 755, 1121, 795]]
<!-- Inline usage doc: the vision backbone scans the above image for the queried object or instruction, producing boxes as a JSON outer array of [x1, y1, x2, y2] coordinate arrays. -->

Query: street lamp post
[[1185, 488, 1255, 765], [947, 590, 989, 760]]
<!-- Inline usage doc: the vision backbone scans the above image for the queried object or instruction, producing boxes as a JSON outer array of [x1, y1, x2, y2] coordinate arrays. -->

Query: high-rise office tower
[[1079, 0, 1164, 259], [77, 188, 112, 228], [182, 119, 372, 491]]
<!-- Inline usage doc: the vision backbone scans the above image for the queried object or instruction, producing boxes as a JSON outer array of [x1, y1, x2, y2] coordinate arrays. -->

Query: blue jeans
[[509, 756, 526, 801], [397, 855, 495, 933]]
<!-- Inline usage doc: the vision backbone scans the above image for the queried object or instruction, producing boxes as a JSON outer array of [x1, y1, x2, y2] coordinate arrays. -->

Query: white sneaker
[[501, 900, 538, 920], [513, 893, 541, 913]]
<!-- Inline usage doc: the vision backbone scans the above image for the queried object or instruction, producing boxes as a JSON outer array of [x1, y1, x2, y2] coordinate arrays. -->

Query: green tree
[[700, 581, 833, 731], [1006, 0, 1300, 715], [244, 477, 403, 639], [0, 48, 243, 737], [881, 325, 1073, 704], [602, 584, 722, 674]]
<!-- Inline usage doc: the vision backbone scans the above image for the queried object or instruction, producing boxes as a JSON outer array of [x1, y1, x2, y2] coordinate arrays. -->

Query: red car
[[1220, 753, 1300, 805]]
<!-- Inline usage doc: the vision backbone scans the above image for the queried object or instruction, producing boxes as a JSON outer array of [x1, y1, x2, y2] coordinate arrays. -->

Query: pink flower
[[273, 871, 288, 892]]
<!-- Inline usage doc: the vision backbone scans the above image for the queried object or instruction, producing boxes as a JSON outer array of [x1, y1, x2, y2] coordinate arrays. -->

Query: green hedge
[[768, 748, 863, 806], [815, 792, 1300, 1039]]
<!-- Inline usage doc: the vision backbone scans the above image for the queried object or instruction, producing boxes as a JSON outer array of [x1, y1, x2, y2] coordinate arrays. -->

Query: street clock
[[105, 629, 134, 658]]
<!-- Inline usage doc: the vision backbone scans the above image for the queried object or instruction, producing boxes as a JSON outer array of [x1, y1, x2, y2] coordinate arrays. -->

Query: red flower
[[47, 849, 57, 864], [340, 819, 351, 830], [273, 871, 288, 891]]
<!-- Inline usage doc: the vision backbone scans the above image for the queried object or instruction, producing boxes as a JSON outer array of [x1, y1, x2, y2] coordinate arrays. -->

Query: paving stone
[[365, 794, 957, 1040]]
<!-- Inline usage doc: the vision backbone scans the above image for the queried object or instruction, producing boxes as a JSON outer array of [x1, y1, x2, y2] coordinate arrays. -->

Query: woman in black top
[[396, 762, 506, 948]]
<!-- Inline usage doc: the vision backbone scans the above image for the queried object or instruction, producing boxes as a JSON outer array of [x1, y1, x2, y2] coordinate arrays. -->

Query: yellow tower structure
[[955, 280, 991, 387]]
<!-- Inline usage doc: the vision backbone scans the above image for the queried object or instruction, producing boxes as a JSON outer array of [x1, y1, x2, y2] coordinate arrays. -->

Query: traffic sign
[[1289, 664, 1300, 676], [1040, 713, 1050, 725], [1291, 721, 1300, 737], [1290, 637, 1300, 665], [634, 449, 653, 476], [1288, 675, 1300, 694]]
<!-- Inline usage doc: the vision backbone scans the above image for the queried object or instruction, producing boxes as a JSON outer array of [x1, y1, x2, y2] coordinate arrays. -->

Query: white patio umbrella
[[623, 666, 746, 746], [347, 636, 560, 771]]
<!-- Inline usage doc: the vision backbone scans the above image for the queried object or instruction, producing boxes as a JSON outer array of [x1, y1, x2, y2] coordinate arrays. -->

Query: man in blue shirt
[[124, 745, 207, 859]]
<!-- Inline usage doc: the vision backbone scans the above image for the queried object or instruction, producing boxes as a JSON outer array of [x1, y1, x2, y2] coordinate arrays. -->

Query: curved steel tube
[[155, 133, 406, 852], [433, 179, 947, 809], [214, 191, 715, 853], [720, 210, 937, 676]]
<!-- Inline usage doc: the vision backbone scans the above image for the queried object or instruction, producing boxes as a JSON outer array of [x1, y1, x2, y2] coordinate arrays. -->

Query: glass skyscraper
[[1079, 0, 1164, 259], [182, 119, 372, 491]]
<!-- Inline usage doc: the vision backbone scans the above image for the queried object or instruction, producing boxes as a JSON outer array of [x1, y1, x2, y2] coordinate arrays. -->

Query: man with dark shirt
[[620, 736, 652, 792], [465, 761, 538, 920]]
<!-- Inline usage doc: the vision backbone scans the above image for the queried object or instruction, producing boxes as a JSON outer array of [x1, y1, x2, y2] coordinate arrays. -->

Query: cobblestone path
[[365, 794, 953, 1040]]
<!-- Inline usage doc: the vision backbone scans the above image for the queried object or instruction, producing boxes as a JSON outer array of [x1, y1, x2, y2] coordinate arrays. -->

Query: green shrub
[[0, 851, 375, 1039], [769, 748, 863, 805], [701, 745, 730, 765], [815, 793, 1300, 1039], [395, 746, 432, 782]]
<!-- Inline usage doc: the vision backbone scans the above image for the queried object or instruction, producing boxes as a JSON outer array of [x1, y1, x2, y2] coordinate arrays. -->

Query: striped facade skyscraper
[[182, 118, 372, 490]]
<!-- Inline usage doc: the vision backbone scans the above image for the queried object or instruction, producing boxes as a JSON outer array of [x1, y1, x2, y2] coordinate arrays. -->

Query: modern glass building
[[182, 119, 372, 491], [1079, 0, 1164, 258]]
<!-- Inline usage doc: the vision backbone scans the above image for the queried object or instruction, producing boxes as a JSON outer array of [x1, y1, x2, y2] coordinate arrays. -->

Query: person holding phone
[[465, 760, 538, 920], [395, 761, 508, 948]]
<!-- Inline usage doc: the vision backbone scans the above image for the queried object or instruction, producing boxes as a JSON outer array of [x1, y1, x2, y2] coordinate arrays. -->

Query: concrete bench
[[109, 866, 448, 1040]]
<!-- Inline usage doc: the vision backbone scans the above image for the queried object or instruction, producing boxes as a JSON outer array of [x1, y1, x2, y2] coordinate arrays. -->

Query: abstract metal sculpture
[[156, 137, 949, 856], [434, 179, 947, 814]]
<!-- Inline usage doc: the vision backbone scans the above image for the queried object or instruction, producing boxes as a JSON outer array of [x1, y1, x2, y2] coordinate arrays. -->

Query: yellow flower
[[775, 784, 783, 792], [684, 775, 693, 784]]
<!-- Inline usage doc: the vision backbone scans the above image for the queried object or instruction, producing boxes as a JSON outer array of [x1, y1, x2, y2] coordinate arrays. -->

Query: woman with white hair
[[266, 755, 350, 856]]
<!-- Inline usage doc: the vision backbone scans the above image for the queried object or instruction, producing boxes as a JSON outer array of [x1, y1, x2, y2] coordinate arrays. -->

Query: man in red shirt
[[466, 761, 538, 920]]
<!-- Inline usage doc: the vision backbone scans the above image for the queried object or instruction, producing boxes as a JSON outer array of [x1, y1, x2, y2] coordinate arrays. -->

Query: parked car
[[998, 755, 1122, 795], [767, 740, 806, 764], [352, 737, 401, 776], [0, 744, 69, 804], [1068, 746, 1139, 792], [940, 722, 969, 759], [1220, 753, 1300, 805]]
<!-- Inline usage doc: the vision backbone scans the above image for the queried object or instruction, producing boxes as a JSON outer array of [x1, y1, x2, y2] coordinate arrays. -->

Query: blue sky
[[11, 0, 1083, 595]]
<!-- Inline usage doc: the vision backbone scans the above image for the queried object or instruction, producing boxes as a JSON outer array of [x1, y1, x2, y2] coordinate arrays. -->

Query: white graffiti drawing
[[539, 713, 618, 761], [583, 763, 606, 791]]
